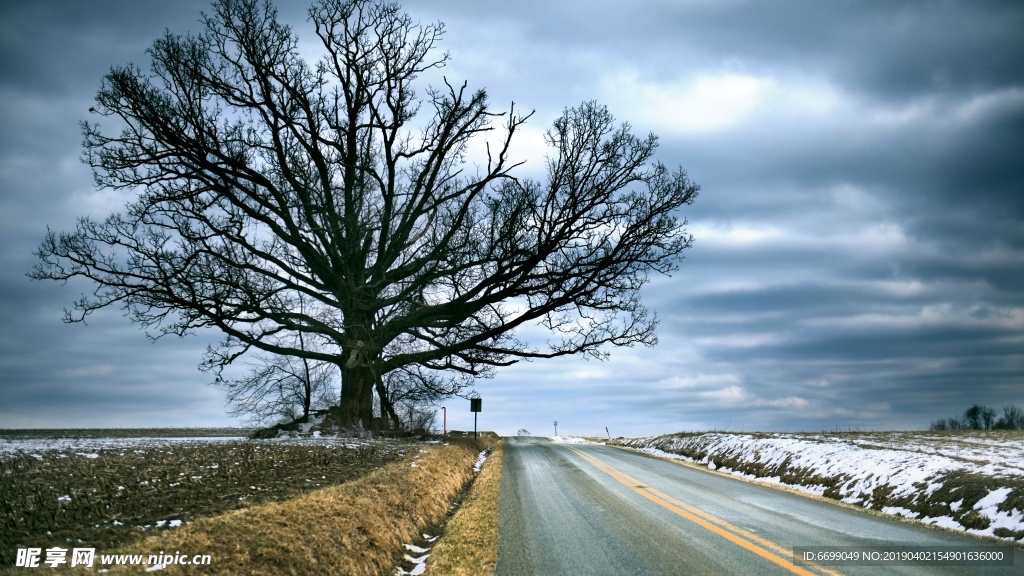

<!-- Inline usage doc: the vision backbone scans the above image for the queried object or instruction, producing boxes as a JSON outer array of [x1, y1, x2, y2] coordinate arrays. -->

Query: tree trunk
[[375, 376, 402, 430], [336, 306, 382, 429], [300, 356, 313, 421], [338, 362, 376, 428], [299, 331, 313, 421]]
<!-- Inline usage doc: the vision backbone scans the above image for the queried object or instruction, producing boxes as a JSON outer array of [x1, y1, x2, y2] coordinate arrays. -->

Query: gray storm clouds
[[1, 0, 1021, 434]]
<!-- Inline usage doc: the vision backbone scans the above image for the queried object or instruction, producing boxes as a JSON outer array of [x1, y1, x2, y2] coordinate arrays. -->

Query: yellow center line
[[564, 446, 844, 576]]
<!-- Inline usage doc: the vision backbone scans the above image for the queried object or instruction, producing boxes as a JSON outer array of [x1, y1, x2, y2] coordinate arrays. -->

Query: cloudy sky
[[1, 0, 1022, 436]]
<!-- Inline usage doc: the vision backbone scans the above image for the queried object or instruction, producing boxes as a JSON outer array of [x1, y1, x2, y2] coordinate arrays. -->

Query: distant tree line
[[929, 403, 1024, 431]]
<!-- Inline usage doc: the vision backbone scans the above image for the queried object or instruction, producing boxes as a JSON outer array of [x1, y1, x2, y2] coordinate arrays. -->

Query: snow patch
[[620, 431, 1024, 541], [404, 544, 429, 554], [923, 515, 964, 531], [474, 450, 488, 473], [395, 534, 435, 575], [881, 506, 918, 518], [550, 435, 600, 445], [974, 487, 1012, 510]]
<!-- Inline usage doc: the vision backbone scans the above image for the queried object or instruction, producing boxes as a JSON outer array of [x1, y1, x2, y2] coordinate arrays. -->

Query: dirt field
[[1, 429, 416, 567]]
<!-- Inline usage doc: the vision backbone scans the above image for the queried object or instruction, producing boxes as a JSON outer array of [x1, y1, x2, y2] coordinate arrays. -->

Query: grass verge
[[426, 438, 504, 575], [48, 436, 496, 575]]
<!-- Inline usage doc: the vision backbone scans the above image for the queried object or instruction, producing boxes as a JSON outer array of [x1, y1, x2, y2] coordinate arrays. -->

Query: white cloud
[[689, 221, 790, 246], [693, 333, 784, 349], [873, 278, 930, 297], [698, 385, 748, 402], [867, 87, 1024, 129], [602, 70, 775, 133], [462, 122, 550, 178], [829, 183, 886, 214], [801, 303, 1024, 331], [569, 367, 610, 380], [953, 87, 1024, 124], [753, 396, 809, 409], [656, 373, 743, 390]]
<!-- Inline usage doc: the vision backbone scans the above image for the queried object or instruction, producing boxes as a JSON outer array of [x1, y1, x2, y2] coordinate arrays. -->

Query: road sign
[[471, 398, 482, 438]]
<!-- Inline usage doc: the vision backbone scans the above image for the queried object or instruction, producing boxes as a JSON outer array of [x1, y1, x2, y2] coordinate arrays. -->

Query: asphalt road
[[497, 437, 1020, 576]]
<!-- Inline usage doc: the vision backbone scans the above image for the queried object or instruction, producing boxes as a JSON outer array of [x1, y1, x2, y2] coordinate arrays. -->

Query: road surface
[[497, 437, 1019, 575]]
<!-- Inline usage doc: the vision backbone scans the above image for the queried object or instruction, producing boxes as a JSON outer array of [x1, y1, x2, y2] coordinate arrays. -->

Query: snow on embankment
[[549, 435, 595, 445], [616, 431, 1024, 541]]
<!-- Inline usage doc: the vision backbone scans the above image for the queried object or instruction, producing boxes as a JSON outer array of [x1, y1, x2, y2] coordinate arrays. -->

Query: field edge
[[35, 435, 498, 575]]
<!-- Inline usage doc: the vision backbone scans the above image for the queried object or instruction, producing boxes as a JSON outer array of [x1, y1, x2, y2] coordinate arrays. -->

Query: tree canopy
[[31, 0, 700, 427]]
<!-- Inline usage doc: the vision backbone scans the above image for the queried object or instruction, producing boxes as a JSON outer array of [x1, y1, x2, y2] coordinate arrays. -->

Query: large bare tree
[[31, 0, 699, 427]]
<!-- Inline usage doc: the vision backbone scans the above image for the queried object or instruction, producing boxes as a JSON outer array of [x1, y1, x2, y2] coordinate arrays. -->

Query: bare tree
[[996, 404, 1024, 430], [30, 0, 698, 427], [963, 403, 997, 430], [929, 417, 964, 431], [210, 291, 344, 426], [215, 332, 339, 426], [931, 403, 1024, 431], [376, 364, 469, 430]]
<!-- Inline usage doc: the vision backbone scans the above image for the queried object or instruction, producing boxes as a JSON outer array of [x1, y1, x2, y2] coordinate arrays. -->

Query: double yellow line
[[564, 446, 843, 576]]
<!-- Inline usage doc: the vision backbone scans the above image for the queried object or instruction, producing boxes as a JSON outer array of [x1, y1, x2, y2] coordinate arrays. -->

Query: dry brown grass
[[426, 438, 504, 576], [52, 437, 496, 575]]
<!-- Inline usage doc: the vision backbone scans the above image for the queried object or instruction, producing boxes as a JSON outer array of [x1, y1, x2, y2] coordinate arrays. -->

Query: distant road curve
[[497, 437, 1020, 576]]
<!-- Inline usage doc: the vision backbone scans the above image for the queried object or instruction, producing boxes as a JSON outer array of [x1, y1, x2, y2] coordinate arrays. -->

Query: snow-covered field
[[0, 435, 243, 457], [0, 431, 395, 458], [613, 431, 1024, 542]]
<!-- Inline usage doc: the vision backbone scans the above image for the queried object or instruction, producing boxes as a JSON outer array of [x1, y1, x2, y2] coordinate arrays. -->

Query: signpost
[[554, 420, 558, 436], [470, 398, 482, 438]]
